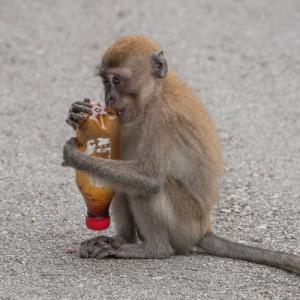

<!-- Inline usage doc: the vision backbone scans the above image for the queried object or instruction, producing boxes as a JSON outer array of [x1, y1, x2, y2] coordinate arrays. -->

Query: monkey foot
[[108, 243, 174, 259], [79, 235, 127, 259]]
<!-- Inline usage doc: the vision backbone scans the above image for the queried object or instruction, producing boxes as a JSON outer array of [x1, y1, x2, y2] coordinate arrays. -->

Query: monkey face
[[97, 37, 168, 124], [98, 64, 155, 124]]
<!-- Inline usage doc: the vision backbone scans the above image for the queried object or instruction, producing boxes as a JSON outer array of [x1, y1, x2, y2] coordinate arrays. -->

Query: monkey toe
[[79, 240, 94, 258], [79, 236, 113, 259], [89, 242, 115, 259], [79, 245, 89, 259], [110, 236, 127, 249]]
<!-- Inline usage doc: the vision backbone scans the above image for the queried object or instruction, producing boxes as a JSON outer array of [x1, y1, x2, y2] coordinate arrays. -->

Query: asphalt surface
[[0, 0, 299, 299]]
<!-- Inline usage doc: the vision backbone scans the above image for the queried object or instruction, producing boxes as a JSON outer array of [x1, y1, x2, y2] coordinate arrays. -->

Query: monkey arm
[[63, 137, 163, 194], [78, 156, 161, 194]]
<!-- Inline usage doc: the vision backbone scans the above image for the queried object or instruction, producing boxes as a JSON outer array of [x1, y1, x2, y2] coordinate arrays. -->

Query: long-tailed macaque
[[63, 35, 300, 274]]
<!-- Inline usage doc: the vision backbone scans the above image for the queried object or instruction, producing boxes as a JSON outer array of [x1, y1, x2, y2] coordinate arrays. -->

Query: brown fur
[[102, 35, 161, 68]]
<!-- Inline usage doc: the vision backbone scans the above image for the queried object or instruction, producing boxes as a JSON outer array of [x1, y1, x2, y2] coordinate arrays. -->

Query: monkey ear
[[151, 51, 168, 78]]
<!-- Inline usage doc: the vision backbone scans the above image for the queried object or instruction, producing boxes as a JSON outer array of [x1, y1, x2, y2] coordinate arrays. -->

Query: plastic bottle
[[75, 102, 120, 230]]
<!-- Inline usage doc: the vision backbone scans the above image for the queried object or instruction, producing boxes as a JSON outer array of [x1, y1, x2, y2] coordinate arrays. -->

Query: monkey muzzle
[[115, 108, 125, 116]]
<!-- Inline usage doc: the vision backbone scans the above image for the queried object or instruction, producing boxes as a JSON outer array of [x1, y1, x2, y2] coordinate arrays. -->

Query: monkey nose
[[105, 97, 116, 107]]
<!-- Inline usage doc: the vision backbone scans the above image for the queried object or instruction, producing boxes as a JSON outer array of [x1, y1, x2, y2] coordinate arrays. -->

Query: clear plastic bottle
[[75, 102, 120, 230]]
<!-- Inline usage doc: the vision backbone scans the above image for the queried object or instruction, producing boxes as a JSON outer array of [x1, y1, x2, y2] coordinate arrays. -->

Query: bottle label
[[84, 138, 111, 187], [86, 138, 111, 158]]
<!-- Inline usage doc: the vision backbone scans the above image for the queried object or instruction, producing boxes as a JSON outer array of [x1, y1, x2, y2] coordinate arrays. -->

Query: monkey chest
[[120, 131, 143, 160]]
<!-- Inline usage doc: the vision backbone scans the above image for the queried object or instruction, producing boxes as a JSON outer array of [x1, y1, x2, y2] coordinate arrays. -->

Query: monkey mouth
[[116, 108, 125, 116]]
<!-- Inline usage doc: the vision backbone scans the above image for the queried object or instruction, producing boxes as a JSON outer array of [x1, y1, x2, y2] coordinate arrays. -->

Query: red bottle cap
[[85, 215, 110, 231]]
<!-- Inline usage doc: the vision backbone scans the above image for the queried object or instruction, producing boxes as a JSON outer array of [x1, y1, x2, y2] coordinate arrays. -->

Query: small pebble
[[65, 247, 78, 254], [250, 236, 263, 243], [220, 208, 231, 213]]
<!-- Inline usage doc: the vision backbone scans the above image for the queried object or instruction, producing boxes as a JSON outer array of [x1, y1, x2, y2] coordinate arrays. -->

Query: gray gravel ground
[[1, 0, 300, 299]]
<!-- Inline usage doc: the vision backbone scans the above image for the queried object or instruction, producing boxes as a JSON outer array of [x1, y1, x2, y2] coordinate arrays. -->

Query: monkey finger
[[71, 103, 93, 114], [61, 161, 69, 167], [65, 137, 77, 148], [66, 118, 78, 129], [74, 100, 93, 107], [73, 100, 93, 109], [69, 112, 87, 124]]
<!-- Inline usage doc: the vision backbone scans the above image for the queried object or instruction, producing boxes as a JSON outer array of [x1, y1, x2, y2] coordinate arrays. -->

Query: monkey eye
[[112, 76, 121, 85], [102, 77, 109, 85]]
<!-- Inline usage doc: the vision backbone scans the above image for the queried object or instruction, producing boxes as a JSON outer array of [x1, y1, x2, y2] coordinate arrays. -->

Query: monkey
[[63, 35, 300, 274]]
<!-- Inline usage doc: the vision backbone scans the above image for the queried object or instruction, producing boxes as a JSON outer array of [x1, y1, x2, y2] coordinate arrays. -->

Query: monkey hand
[[66, 98, 93, 129], [62, 137, 81, 168]]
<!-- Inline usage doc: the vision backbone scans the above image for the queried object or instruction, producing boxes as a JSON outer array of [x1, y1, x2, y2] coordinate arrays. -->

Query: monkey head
[[97, 35, 168, 123]]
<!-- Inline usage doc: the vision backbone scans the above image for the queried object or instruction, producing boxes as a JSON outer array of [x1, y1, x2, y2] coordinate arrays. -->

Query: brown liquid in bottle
[[75, 102, 120, 230]]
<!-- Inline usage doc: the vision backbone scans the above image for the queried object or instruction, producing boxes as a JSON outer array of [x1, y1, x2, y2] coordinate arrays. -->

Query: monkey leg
[[110, 192, 137, 243], [81, 194, 175, 259], [106, 196, 175, 259]]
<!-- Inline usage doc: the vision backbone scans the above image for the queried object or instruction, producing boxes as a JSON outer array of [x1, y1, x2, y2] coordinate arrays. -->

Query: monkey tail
[[197, 232, 300, 274]]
